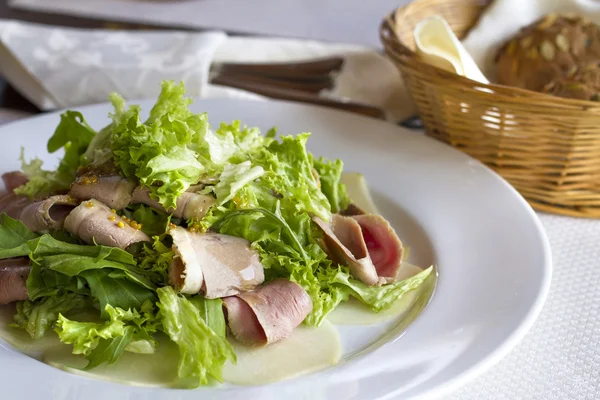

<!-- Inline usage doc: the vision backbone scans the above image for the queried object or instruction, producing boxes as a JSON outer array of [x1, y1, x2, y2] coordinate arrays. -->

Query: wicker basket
[[381, 0, 600, 218]]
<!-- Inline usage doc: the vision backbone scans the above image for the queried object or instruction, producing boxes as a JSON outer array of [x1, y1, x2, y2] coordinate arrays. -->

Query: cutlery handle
[[215, 57, 345, 79], [213, 77, 385, 120], [212, 73, 333, 93]]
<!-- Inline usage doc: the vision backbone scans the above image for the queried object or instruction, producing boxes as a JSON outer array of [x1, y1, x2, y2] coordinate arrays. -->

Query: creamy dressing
[[0, 172, 428, 387], [222, 321, 341, 385], [0, 304, 341, 387]]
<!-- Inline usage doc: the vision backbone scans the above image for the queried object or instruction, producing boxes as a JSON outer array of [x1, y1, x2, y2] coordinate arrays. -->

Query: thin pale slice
[[313, 215, 379, 286], [223, 279, 312, 345], [64, 199, 150, 249], [20, 195, 78, 232], [341, 172, 379, 214], [168, 227, 204, 294]]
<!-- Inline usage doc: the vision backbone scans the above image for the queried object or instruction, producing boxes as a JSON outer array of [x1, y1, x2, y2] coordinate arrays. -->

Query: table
[[0, 2, 598, 399]]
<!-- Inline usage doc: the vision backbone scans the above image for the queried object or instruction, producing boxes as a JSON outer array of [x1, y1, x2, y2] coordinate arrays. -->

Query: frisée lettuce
[[1, 81, 434, 388]]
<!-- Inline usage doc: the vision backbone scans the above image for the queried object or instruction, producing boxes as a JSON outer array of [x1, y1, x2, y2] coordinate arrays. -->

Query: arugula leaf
[[157, 286, 236, 387], [27, 262, 90, 300], [0, 213, 38, 251], [47, 111, 96, 175], [35, 253, 153, 289], [85, 326, 135, 370], [0, 216, 136, 265], [211, 207, 308, 260], [188, 296, 226, 338], [80, 270, 156, 318], [15, 111, 96, 198]]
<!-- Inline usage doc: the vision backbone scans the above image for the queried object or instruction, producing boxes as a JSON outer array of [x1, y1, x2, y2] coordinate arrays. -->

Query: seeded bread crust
[[543, 61, 600, 101], [495, 13, 600, 92]]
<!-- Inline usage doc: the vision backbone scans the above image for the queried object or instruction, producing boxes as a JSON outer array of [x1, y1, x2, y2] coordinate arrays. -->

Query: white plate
[[0, 99, 551, 399]]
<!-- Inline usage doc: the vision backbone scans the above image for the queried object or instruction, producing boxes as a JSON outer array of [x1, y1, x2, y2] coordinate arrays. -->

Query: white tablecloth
[[1, 0, 599, 393], [451, 213, 600, 400], [9, 0, 402, 48]]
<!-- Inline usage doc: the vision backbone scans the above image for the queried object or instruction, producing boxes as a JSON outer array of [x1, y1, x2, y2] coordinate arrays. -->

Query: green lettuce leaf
[[109, 82, 207, 210], [56, 303, 159, 369], [311, 156, 350, 213], [82, 124, 113, 166], [157, 286, 236, 387], [12, 293, 89, 339], [0, 213, 38, 251], [138, 236, 174, 286], [27, 261, 90, 300], [122, 204, 171, 237], [213, 161, 264, 205], [331, 266, 434, 312], [109, 81, 268, 210], [0, 215, 136, 265], [15, 111, 96, 198], [80, 270, 156, 317], [188, 296, 227, 338]]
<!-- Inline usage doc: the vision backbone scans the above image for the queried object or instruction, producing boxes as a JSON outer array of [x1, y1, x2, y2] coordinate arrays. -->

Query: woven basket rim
[[379, 1, 600, 219], [379, 10, 600, 110]]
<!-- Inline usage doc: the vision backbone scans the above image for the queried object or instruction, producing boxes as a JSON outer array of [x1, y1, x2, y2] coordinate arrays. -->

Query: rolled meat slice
[[351, 214, 404, 280], [19, 195, 78, 232], [223, 279, 313, 345], [0, 171, 34, 220], [2, 171, 28, 193], [313, 213, 404, 286], [313, 215, 379, 285], [70, 174, 136, 210], [168, 227, 264, 298], [64, 199, 150, 249], [132, 187, 215, 219], [0, 193, 34, 220], [0, 257, 30, 304]]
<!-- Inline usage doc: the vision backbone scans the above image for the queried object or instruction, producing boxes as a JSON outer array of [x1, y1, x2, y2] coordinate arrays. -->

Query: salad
[[0, 81, 432, 388]]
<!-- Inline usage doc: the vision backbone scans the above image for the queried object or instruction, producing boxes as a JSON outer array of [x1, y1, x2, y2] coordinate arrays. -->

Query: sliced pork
[[223, 279, 312, 345], [0, 171, 34, 220], [64, 199, 150, 249], [168, 227, 264, 298], [2, 171, 28, 193], [19, 195, 78, 232], [352, 214, 404, 279], [0, 257, 30, 304], [132, 187, 215, 219], [0, 194, 34, 220], [313, 215, 379, 285], [70, 175, 136, 210], [313, 213, 404, 286]]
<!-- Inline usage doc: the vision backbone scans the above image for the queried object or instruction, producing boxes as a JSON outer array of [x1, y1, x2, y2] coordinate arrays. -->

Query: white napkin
[[413, 16, 488, 83], [0, 20, 227, 109], [0, 19, 411, 122], [463, 0, 600, 79]]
